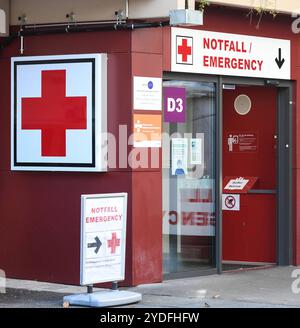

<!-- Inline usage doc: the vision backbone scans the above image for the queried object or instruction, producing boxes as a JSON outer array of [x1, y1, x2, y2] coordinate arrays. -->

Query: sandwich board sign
[[80, 193, 127, 285], [63, 193, 141, 307]]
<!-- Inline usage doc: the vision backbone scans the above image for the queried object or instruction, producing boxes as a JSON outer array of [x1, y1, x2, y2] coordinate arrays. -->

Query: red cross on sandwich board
[[21, 70, 87, 157], [107, 232, 121, 254]]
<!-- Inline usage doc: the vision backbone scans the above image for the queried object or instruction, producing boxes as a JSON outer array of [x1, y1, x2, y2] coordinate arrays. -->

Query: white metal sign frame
[[11, 53, 107, 172], [80, 193, 128, 286]]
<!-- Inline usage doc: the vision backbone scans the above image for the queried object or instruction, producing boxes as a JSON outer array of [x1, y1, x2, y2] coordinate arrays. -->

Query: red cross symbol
[[107, 232, 121, 254], [21, 70, 87, 157], [178, 38, 192, 62]]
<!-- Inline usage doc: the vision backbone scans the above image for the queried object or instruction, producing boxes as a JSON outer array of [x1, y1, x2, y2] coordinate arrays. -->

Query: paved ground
[[1, 266, 300, 308]]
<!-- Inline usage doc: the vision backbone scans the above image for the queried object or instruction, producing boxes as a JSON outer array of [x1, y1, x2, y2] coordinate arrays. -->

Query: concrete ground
[[0, 266, 300, 308]]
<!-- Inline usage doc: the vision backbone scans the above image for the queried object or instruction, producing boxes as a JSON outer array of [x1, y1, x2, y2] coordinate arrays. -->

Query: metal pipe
[[125, 0, 129, 19], [216, 76, 223, 275], [0, 20, 169, 51], [21, 21, 168, 35], [111, 281, 118, 290], [87, 285, 93, 294], [20, 35, 24, 54], [24, 20, 127, 29]]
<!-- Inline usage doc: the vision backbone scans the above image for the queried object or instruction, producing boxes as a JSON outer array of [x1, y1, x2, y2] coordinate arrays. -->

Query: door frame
[[163, 72, 219, 279], [163, 72, 294, 276], [217, 76, 294, 273]]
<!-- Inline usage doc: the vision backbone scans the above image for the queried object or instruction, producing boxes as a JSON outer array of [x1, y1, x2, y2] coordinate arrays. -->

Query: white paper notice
[[224, 177, 249, 190], [133, 76, 162, 110], [172, 138, 188, 176], [190, 138, 202, 165]]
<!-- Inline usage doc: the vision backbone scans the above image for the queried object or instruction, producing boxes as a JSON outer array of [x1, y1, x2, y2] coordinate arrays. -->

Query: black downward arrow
[[275, 48, 285, 69], [88, 236, 102, 254]]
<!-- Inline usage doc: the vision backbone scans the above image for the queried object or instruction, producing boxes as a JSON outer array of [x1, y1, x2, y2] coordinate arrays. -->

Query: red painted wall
[[0, 28, 164, 286], [131, 28, 163, 284]]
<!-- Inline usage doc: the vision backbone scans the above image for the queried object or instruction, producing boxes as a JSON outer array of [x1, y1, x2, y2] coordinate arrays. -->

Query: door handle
[[248, 190, 276, 194]]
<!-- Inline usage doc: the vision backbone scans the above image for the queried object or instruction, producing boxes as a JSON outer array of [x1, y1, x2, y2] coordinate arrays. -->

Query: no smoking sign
[[222, 194, 240, 211]]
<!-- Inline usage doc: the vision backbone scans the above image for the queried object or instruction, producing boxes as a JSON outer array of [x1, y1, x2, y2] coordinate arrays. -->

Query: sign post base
[[63, 290, 142, 308]]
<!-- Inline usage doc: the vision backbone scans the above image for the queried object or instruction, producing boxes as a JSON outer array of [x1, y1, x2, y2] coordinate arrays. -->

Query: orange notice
[[133, 114, 162, 148]]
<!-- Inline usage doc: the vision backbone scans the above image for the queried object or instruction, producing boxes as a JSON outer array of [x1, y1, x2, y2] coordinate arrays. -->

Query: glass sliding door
[[162, 79, 217, 277]]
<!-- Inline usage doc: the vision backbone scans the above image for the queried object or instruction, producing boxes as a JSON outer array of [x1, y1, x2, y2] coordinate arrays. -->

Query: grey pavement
[[1, 266, 300, 308]]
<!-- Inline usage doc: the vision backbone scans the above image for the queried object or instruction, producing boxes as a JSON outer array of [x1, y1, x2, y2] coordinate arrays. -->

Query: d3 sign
[[167, 97, 184, 113], [164, 87, 186, 123]]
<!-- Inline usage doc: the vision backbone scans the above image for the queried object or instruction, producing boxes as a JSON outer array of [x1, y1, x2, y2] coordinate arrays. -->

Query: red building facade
[[0, 5, 299, 286]]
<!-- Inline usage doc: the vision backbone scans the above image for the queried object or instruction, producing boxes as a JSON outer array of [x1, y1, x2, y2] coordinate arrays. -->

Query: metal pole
[[124, 0, 129, 19], [216, 76, 223, 274], [87, 285, 93, 294], [111, 281, 118, 290]]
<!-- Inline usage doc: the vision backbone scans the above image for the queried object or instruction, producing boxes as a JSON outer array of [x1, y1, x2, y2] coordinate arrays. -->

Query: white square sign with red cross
[[11, 54, 107, 172]]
